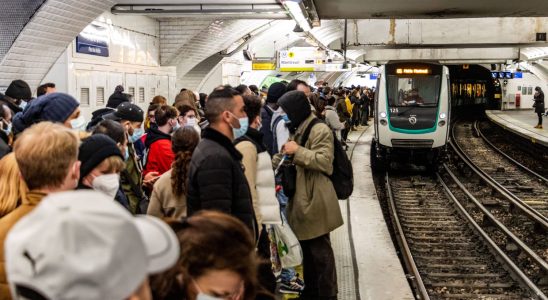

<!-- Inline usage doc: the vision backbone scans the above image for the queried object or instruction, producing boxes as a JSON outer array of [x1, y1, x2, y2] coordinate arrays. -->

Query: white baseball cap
[[5, 190, 180, 300]]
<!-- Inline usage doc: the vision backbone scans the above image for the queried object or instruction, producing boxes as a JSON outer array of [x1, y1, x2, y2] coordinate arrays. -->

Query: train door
[[158, 75, 169, 101]]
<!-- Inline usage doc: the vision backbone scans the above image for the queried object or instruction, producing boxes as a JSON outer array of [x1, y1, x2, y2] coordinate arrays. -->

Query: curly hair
[[171, 126, 200, 197]]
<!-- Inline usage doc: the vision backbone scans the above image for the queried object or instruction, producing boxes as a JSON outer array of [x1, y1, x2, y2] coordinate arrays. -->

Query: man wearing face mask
[[77, 134, 128, 209], [0, 122, 81, 297], [273, 91, 343, 300], [187, 88, 258, 239], [1, 79, 32, 115], [143, 105, 178, 177], [11, 93, 82, 135], [104, 103, 151, 214]]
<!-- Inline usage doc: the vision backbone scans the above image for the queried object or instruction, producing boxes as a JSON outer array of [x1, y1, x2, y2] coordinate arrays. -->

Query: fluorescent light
[[282, 0, 312, 32]]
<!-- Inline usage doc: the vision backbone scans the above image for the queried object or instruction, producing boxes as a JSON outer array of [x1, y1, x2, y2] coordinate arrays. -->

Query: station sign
[[278, 47, 329, 72], [76, 23, 109, 57], [252, 59, 277, 70]]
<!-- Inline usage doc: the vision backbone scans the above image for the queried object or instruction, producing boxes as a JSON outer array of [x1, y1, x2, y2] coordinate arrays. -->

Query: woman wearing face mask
[[11, 93, 83, 136], [77, 134, 127, 207], [147, 126, 199, 219], [175, 103, 201, 135], [149, 211, 269, 300]]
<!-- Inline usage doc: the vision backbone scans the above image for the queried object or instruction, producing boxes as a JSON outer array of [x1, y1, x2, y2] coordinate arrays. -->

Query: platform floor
[[486, 110, 548, 147], [330, 126, 414, 300]]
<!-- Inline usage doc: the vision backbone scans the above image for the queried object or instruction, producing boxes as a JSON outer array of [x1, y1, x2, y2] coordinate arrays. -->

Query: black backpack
[[259, 106, 275, 156], [301, 118, 354, 199]]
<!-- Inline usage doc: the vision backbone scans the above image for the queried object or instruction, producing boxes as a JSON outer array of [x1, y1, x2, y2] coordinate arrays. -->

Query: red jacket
[[143, 128, 174, 176]]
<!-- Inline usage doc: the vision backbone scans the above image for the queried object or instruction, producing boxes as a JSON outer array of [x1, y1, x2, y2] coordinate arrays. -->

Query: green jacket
[[274, 114, 343, 240], [121, 144, 145, 214]]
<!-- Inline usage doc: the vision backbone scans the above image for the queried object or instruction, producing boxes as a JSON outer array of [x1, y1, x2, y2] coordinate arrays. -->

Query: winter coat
[[235, 128, 281, 229], [273, 114, 343, 240], [147, 170, 187, 219], [534, 91, 545, 114], [336, 98, 351, 122], [0, 132, 9, 160], [0, 191, 47, 298], [324, 105, 345, 141], [143, 128, 174, 176], [187, 128, 258, 238]]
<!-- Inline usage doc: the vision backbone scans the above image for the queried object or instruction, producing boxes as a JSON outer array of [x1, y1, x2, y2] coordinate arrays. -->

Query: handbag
[[275, 155, 297, 199]]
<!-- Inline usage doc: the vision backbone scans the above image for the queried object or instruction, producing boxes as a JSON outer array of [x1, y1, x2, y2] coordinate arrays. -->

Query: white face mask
[[91, 173, 120, 199], [70, 115, 86, 131], [186, 117, 197, 127]]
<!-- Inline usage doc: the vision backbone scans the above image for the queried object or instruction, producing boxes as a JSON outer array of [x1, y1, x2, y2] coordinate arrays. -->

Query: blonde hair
[[0, 153, 28, 217], [96, 156, 125, 174], [14, 122, 79, 190]]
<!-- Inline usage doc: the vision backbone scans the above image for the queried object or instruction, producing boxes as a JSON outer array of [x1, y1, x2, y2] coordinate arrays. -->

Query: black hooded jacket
[[144, 127, 171, 148], [277, 91, 312, 133], [187, 127, 258, 239]]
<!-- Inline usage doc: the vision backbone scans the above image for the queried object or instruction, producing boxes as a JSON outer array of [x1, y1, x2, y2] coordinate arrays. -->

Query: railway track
[[386, 173, 546, 299], [451, 120, 548, 219]]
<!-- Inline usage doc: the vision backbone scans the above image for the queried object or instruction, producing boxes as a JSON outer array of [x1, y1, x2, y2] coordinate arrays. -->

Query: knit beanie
[[5, 80, 31, 100], [79, 134, 123, 179], [106, 91, 130, 109], [12, 93, 79, 134], [266, 82, 287, 104]]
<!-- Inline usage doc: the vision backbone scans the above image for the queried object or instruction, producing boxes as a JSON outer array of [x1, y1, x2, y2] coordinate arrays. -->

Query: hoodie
[[143, 127, 174, 176], [277, 91, 312, 134]]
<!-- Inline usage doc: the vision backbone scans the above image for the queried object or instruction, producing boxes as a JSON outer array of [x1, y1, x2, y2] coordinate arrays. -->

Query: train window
[[151, 87, 156, 97], [96, 87, 105, 106], [138, 87, 145, 103], [128, 87, 135, 97], [80, 88, 90, 106], [387, 75, 440, 108]]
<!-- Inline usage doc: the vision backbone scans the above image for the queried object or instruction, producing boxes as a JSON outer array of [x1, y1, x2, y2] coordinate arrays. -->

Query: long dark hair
[[171, 127, 199, 197]]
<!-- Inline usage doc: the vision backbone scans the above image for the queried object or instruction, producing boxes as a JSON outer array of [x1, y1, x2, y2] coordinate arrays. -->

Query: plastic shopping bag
[[272, 216, 302, 268]]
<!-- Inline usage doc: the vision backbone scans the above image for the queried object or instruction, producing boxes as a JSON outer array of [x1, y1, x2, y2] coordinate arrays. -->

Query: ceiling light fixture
[[281, 0, 312, 32]]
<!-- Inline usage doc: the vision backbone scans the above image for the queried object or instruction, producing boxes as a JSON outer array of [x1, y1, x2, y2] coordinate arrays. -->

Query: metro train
[[371, 61, 451, 171]]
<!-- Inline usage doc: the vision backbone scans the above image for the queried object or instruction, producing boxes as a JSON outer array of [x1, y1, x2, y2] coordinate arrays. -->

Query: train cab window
[[387, 75, 441, 108], [138, 87, 145, 103]]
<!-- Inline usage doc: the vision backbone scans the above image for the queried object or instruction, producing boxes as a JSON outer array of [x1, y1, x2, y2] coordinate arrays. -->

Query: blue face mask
[[129, 128, 144, 143], [172, 119, 181, 132], [229, 113, 248, 139]]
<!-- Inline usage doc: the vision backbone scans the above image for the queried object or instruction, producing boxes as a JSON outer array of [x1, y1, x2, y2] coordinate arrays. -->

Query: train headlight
[[380, 119, 388, 126], [438, 120, 446, 127], [380, 112, 387, 118], [439, 113, 447, 119]]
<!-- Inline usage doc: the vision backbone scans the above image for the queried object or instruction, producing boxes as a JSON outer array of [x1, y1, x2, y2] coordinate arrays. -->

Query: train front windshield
[[387, 75, 441, 108]]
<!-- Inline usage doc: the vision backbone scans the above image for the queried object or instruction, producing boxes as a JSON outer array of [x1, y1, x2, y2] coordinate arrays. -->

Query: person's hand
[[282, 141, 299, 155], [143, 172, 160, 188]]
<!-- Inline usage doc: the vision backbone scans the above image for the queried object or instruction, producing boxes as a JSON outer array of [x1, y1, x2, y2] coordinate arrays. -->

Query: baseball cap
[[5, 190, 179, 300], [103, 102, 144, 123]]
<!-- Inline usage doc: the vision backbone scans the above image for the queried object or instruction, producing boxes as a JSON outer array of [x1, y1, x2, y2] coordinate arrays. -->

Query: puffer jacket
[[235, 128, 281, 229], [187, 128, 258, 239], [273, 114, 343, 240]]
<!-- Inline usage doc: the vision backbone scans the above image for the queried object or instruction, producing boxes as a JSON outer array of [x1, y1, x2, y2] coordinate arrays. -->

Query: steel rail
[[474, 120, 548, 183], [437, 172, 548, 300], [443, 164, 548, 271], [385, 173, 430, 300], [449, 121, 548, 229]]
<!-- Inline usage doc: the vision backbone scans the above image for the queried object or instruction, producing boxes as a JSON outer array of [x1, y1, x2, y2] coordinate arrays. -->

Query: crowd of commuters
[[0, 77, 369, 300]]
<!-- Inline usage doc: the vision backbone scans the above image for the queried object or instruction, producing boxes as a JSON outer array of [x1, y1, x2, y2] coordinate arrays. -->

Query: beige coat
[[147, 170, 187, 219], [273, 114, 343, 240]]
